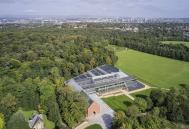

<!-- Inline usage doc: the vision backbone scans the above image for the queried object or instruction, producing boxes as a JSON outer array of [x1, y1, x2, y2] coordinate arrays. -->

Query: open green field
[[85, 124, 102, 129], [161, 41, 189, 47], [102, 95, 132, 111], [115, 47, 189, 88]]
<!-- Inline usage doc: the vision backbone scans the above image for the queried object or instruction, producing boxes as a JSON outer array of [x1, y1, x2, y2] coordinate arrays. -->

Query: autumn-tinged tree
[[0, 113, 5, 129]]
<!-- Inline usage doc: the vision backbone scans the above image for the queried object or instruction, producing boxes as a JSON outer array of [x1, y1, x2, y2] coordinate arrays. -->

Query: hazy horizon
[[0, 0, 189, 18]]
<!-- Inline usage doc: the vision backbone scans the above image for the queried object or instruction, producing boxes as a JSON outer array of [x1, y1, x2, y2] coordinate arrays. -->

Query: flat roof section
[[67, 64, 145, 94], [99, 65, 119, 73]]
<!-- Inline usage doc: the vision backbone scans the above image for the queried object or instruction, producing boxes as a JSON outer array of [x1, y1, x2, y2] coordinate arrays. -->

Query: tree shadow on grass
[[179, 83, 187, 88], [135, 94, 148, 99], [123, 101, 132, 107]]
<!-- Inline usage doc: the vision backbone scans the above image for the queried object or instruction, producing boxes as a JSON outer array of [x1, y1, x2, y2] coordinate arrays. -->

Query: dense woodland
[[0, 23, 189, 129], [0, 29, 117, 129], [113, 85, 189, 129]]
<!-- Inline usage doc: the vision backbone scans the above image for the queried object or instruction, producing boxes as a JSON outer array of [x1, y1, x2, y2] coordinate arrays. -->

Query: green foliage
[[22, 110, 37, 121], [134, 97, 147, 112], [57, 86, 87, 128], [150, 86, 189, 123], [126, 105, 139, 118], [0, 29, 117, 128], [39, 79, 55, 107], [161, 41, 189, 48], [0, 93, 17, 120], [150, 89, 166, 106], [43, 115, 55, 129], [18, 78, 40, 110], [7, 110, 30, 129], [0, 113, 5, 129]]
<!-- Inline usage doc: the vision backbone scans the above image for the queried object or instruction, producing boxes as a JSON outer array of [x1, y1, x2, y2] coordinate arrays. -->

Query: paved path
[[75, 94, 114, 129], [124, 93, 135, 100]]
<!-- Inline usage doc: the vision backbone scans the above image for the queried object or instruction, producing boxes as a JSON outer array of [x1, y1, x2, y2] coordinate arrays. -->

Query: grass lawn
[[161, 41, 189, 47], [115, 48, 189, 88], [131, 89, 152, 99], [102, 95, 133, 111], [22, 110, 37, 120], [85, 124, 102, 129]]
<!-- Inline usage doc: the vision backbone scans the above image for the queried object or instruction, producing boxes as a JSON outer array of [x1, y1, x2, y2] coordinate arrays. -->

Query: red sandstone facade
[[86, 101, 100, 117]]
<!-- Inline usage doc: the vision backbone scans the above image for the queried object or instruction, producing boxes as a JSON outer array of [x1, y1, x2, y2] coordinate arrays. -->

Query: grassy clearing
[[102, 95, 133, 111], [22, 110, 36, 120], [115, 47, 189, 88], [85, 124, 102, 129], [161, 41, 189, 47], [131, 89, 152, 99]]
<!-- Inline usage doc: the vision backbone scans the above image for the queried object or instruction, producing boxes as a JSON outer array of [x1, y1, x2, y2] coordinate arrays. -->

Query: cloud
[[0, 0, 15, 3], [80, 0, 152, 5], [0, 0, 33, 4], [24, 9, 38, 13], [79, 0, 120, 5]]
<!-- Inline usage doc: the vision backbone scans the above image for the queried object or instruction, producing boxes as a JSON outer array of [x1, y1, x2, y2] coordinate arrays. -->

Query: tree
[[0, 93, 17, 120], [8, 58, 21, 69], [89, 58, 96, 68], [78, 63, 85, 73], [134, 97, 147, 112], [39, 79, 56, 114], [57, 86, 87, 128], [105, 56, 112, 65], [50, 67, 64, 87], [146, 97, 153, 110], [113, 111, 126, 128], [150, 90, 165, 106], [151, 107, 160, 116], [126, 105, 139, 117], [7, 110, 29, 129], [18, 78, 40, 110], [46, 99, 61, 125], [0, 113, 5, 129], [138, 114, 166, 129]]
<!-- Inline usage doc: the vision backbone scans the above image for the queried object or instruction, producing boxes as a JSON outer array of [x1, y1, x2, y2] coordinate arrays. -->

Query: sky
[[0, 0, 189, 18]]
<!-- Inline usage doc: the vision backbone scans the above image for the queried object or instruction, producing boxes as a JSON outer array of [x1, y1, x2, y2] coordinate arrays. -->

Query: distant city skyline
[[0, 0, 189, 18]]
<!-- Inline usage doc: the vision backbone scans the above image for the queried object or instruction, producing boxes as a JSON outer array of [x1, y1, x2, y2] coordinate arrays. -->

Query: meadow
[[115, 47, 189, 88], [161, 41, 189, 47]]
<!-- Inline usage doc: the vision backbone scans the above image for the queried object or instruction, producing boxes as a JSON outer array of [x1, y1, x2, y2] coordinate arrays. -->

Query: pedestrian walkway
[[75, 93, 114, 129]]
